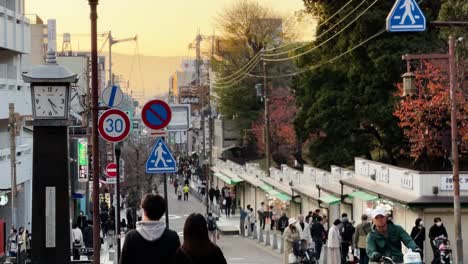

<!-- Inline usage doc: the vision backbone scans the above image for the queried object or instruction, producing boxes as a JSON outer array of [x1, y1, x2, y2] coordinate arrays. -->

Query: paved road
[[160, 178, 282, 264]]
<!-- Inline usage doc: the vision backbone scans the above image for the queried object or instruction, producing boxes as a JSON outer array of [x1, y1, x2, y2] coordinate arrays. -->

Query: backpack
[[341, 222, 355, 242], [207, 217, 216, 231]]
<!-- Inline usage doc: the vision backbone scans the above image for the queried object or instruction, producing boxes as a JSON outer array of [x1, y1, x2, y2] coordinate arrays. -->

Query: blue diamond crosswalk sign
[[386, 0, 426, 32], [146, 138, 177, 173]]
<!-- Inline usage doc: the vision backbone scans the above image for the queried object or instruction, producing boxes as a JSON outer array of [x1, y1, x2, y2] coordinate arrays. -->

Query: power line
[[213, 57, 260, 88], [263, 0, 355, 52], [212, 0, 357, 84], [212, 0, 369, 86], [246, 29, 386, 78], [263, 0, 366, 57], [263, 0, 378, 62], [214, 52, 262, 81]]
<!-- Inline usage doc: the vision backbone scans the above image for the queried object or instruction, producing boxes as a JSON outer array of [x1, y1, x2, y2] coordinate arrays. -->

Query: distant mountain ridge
[[111, 53, 185, 101]]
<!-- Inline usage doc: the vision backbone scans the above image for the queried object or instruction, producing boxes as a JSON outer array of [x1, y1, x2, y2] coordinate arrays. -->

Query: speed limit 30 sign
[[98, 109, 130, 142]]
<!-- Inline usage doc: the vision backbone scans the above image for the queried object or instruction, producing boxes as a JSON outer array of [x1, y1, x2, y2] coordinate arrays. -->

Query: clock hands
[[48, 99, 58, 114]]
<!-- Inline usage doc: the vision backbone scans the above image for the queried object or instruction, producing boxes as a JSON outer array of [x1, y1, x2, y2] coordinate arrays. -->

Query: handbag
[[288, 252, 297, 263]]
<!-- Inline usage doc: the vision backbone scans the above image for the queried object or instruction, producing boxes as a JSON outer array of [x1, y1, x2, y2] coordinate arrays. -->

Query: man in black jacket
[[120, 194, 180, 264], [310, 216, 326, 261]]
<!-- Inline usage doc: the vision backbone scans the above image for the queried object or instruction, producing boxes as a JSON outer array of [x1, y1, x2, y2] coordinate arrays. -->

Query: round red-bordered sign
[[106, 163, 117, 177], [141, 100, 172, 130], [98, 109, 131, 142]]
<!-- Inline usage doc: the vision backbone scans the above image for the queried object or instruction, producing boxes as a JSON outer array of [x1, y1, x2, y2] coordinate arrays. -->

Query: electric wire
[[263, 0, 366, 57], [245, 29, 386, 78], [212, 56, 262, 86], [263, 0, 378, 62], [263, 0, 355, 52], [214, 52, 262, 81], [212, 0, 357, 83]]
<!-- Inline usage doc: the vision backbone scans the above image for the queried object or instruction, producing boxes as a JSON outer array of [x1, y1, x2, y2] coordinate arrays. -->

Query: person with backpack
[[120, 194, 181, 264], [311, 216, 326, 261], [206, 212, 218, 244], [278, 212, 289, 235], [354, 214, 371, 264], [340, 213, 355, 263]]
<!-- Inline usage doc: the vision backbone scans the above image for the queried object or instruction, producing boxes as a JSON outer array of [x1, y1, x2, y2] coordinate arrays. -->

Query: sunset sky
[[26, 0, 309, 57]]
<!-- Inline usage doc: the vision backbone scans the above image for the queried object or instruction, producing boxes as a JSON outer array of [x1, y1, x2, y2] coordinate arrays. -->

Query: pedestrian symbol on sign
[[386, 0, 426, 32], [146, 138, 177, 173]]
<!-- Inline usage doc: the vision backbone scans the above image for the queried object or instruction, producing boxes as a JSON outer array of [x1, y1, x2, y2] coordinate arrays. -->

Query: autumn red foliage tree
[[251, 87, 297, 165], [394, 62, 467, 169]]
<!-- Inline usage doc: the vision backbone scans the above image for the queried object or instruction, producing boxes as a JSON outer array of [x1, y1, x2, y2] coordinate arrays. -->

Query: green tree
[[293, 0, 445, 169], [213, 0, 298, 161]]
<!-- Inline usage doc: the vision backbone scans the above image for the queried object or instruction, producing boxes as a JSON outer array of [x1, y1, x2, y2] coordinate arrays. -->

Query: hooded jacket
[[366, 221, 417, 263], [120, 221, 180, 264]]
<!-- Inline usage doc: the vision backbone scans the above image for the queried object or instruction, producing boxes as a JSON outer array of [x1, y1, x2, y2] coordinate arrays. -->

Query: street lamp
[[402, 34, 464, 263]]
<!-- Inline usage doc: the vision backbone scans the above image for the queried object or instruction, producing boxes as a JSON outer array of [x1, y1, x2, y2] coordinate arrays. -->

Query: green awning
[[214, 172, 234, 185], [231, 178, 244, 184], [260, 184, 273, 192], [347, 191, 378, 201], [262, 186, 291, 201], [276, 193, 292, 202], [320, 195, 341, 205]]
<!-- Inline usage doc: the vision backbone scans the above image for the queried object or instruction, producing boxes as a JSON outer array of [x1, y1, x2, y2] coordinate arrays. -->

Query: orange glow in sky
[[27, 0, 307, 56]]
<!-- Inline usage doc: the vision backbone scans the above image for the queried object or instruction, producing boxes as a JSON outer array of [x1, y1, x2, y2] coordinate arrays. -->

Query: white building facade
[[0, 0, 33, 231]]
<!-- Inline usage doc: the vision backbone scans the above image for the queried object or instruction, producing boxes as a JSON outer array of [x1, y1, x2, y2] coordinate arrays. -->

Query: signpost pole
[[115, 145, 122, 262], [163, 172, 169, 227]]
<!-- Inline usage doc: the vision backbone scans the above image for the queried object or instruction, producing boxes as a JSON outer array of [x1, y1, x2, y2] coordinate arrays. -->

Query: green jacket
[[366, 221, 417, 263]]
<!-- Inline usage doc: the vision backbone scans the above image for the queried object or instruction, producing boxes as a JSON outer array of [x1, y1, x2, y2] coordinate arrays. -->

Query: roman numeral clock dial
[[33, 86, 67, 118]]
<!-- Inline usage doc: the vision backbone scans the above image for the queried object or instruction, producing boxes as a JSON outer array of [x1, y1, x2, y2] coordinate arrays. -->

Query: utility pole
[[8, 103, 17, 229], [401, 25, 467, 262], [196, 33, 206, 166], [88, 1, 101, 263], [448, 36, 462, 264], [262, 51, 271, 177], [108, 31, 137, 87]]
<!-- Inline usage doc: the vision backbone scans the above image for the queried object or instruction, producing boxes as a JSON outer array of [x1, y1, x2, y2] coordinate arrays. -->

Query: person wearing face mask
[[428, 217, 448, 263], [410, 218, 425, 261]]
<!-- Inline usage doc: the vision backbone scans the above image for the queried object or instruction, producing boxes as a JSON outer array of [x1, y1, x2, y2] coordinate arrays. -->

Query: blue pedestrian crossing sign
[[146, 138, 177, 173], [386, 0, 426, 32]]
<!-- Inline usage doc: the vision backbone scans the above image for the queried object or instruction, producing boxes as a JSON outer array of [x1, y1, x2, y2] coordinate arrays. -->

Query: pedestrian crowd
[[236, 202, 446, 264]]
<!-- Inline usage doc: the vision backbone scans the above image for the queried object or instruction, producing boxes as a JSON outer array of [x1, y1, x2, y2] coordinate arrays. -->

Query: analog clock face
[[33, 86, 67, 118]]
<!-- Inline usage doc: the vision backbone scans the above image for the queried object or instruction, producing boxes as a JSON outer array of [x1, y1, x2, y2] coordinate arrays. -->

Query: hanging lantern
[[402, 72, 416, 96]]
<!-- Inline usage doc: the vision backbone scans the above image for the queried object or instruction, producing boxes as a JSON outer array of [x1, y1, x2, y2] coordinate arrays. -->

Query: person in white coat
[[327, 219, 342, 264], [295, 215, 312, 247]]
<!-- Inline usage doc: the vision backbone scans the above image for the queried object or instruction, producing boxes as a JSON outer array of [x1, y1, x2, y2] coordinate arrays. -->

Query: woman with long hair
[[172, 213, 227, 264]]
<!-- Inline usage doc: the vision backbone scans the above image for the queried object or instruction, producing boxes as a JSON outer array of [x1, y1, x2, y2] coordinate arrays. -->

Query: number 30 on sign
[[98, 109, 131, 142]]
